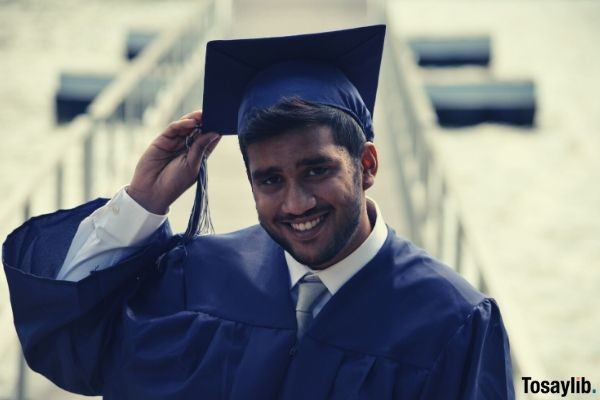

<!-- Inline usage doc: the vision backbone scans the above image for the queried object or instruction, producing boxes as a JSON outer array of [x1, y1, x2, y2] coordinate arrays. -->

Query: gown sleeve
[[418, 298, 515, 400], [2, 199, 173, 395]]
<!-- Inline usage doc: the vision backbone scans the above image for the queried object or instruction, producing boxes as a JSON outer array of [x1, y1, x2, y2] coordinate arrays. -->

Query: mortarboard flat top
[[202, 24, 386, 140]]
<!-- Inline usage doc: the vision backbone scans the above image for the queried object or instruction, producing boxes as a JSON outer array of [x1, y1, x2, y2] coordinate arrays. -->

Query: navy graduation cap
[[201, 24, 386, 141]]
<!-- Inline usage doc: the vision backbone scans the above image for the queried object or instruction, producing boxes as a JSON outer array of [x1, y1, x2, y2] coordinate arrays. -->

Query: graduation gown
[[2, 199, 514, 399]]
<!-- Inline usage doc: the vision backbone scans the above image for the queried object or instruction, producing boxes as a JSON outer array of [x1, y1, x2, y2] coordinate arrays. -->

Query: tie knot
[[301, 273, 321, 283], [296, 274, 327, 313]]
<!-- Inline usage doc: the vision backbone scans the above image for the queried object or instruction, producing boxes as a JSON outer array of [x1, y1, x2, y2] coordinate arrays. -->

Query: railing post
[[455, 221, 464, 274], [106, 119, 116, 183], [15, 329, 28, 400], [124, 91, 135, 123], [436, 180, 446, 259], [83, 131, 94, 201], [14, 201, 31, 400], [477, 267, 488, 294], [56, 161, 64, 209]]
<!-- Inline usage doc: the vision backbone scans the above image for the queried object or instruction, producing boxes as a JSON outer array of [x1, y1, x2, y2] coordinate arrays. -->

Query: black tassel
[[183, 153, 214, 243]]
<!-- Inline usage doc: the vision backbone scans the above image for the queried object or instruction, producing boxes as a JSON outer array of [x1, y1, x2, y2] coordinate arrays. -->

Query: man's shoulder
[[190, 224, 272, 251], [347, 229, 492, 362], [384, 228, 487, 311], [176, 225, 293, 328], [184, 224, 283, 275], [310, 229, 495, 367]]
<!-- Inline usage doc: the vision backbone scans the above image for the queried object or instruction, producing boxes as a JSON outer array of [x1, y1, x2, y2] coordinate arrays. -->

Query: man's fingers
[[162, 118, 198, 139], [187, 133, 221, 170], [205, 134, 221, 155], [178, 110, 203, 122]]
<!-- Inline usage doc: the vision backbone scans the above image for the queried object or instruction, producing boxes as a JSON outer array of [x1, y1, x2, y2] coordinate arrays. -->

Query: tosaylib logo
[[522, 376, 597, 397]]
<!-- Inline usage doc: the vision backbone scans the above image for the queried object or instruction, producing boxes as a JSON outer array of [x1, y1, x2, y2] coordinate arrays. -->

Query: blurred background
[[0, 0, 598, 398]]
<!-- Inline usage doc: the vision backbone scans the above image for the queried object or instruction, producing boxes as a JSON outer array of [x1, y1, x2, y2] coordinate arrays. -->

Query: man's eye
[[262, 176, 281, 185], [307, 167, 328, 177]]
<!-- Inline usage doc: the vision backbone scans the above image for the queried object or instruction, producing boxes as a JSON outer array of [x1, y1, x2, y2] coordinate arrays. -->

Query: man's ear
[[360, 142, 378, 190]]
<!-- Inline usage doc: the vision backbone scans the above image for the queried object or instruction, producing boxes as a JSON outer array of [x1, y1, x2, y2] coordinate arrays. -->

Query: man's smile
[[290, 216, 323, 232], [281, 211, 330, 241]]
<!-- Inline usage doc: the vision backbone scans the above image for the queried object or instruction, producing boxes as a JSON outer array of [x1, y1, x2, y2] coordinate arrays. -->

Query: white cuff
[[92, 186, 168, 246]]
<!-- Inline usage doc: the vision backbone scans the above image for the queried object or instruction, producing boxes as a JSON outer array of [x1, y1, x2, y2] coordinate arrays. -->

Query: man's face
[[247, 125, 368, 269]]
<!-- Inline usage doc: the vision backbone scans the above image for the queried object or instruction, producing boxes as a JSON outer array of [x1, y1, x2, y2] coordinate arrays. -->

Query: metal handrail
[[384, 15, 546, 398]]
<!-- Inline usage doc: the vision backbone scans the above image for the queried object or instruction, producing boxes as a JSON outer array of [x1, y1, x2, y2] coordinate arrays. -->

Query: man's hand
[[128, 110, 221, 214]]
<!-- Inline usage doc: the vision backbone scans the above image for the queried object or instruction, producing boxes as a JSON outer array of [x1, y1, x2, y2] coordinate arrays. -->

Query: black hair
[[238, 98, 367, 168]]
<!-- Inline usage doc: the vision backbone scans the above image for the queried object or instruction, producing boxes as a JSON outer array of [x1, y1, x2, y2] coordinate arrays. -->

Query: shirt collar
[[286, 198, 388, 295]]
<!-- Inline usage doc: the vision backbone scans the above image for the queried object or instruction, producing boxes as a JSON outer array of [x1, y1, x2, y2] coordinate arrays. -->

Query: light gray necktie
[[295, 273, 327, 339]]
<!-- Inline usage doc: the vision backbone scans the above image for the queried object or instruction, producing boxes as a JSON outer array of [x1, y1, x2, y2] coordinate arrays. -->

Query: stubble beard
[[259, 174, 363, 268]]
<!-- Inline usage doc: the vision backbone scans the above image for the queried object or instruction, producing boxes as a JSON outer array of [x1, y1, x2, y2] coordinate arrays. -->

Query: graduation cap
[[184, 25, 386, 241], [202, 24, 386, 140]]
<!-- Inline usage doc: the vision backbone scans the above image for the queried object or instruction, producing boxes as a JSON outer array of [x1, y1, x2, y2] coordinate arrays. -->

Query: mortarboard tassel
[[156, 128, 214, 273], [183, 138, 214, 242]]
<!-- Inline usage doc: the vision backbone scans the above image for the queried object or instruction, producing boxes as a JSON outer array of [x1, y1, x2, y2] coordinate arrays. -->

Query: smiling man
[[3, 26, 514, 399]]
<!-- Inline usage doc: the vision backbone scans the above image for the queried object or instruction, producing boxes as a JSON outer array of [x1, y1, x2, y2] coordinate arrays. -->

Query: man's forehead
[[251, 123, 331, 148], [247, 127, 346, 172]]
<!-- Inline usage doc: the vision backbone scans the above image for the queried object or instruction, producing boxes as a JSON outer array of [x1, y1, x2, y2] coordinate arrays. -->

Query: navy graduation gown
[[3, 199, 514, 399]]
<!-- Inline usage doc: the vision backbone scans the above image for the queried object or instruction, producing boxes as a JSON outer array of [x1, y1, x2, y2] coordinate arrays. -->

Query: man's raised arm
[[56, 110, 221, 281]]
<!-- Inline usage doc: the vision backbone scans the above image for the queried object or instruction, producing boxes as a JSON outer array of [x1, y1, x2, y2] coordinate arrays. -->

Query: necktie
[[295, 273, 327, 339]]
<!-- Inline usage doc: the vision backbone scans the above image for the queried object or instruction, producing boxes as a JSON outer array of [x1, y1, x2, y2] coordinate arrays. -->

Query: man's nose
[[281, 183, 317, 216]]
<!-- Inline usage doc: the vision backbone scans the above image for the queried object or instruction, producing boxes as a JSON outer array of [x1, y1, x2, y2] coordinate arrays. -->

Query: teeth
[[291, 216, 322, 232]]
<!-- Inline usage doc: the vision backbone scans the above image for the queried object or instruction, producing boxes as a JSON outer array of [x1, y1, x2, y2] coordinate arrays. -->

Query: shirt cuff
[[92, 186, 168, 246]]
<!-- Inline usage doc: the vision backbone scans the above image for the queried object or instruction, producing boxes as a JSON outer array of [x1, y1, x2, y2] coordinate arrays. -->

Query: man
[[3, 25, 514, 399]]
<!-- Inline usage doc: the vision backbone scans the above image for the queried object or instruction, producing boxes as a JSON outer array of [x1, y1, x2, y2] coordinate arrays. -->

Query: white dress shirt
[[57, 187, 388, 318]]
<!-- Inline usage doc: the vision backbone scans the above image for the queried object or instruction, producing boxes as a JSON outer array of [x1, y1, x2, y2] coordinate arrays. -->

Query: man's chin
[[259, 220, 353, 268], [285, 244, 341, 269], [276, 236, 334, 267], [288, 251, 322, 268]]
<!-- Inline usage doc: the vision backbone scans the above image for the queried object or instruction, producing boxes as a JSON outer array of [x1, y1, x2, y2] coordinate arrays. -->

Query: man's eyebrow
[[251, 166, 281, 181], [296, 155, 336, 167], [250, 156, 337, 181]]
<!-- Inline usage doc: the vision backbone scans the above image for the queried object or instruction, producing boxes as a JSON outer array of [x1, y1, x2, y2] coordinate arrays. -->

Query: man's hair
[[238, 98, 367, 169]]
